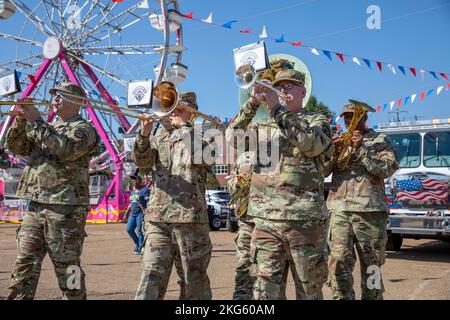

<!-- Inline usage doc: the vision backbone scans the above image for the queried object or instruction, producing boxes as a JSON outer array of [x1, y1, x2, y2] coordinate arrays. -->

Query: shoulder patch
[[74, 129, 87, 139], [322, 123, 332, 138]]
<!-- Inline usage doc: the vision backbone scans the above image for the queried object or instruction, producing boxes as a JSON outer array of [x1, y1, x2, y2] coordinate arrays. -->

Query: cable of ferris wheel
[[67, 1, 143, 46], [10, 0, 55, 38], [0, 32, 43, 47], [42, 0, 63, 36], [0, 54, 43, 70], [77, 11, 153, 49], [66, 52, 127, 87]]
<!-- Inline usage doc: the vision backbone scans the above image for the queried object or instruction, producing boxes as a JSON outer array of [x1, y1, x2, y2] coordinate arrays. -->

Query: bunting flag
[[376, 105, 381, 112], [28, 74, 36, 83], [181, 12, 193, 19], [201, 12, 213, 24], [178, 10, 449, 81], [387, 64, 396, 75], [222, 20, 237, 29], [336, 53, 345, 63], [420, 91, 426, 101], [420, 69, 426, 81], [323, 50, 332, 61], [138, 0, 149, 9], [430, 71, 439, 80], [404, 96, 410, 105], [376, 61, 382, 72], [16, 71, 22, 79], [275, 34, 285, 42], [377, 83, 450, 111], [259, 25, 268, 38], [362, 59, 371, 69], [311, 48, 319, 56]]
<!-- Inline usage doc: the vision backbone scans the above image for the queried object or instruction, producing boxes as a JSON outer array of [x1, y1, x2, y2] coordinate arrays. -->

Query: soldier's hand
[[140, 115, 154, 137], [17, 97, 41, 123], [352, 130, 364, 149], [332, 134, 343, 147]]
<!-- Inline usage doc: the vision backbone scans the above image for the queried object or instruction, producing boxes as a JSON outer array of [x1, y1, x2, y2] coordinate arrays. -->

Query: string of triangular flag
[[333, 82, 450, 123], [179, 11, 449, 81]]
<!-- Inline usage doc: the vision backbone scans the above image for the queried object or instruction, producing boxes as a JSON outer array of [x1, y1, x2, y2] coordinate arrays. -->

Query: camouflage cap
[[340, 99, 376, 117], [49, 82, 84, 98], [130, 168, 141, 181], [178, 91, 198, 110], [272, 69, 305, 87]]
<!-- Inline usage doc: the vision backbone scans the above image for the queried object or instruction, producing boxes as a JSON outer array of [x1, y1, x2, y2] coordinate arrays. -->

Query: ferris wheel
[[0, 0, 187, 223], [0, 0, 186, 133]]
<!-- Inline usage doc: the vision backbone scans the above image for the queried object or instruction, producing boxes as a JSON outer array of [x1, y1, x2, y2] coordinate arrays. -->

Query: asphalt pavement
[[0, 223, 449, 300]]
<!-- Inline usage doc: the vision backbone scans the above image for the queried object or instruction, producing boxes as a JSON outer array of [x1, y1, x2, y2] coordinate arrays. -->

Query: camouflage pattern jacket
[[132, 124, 213, 224], [228, 103, 333, 221], [6, 115, 99, 206], [325, 128, 399, 213]]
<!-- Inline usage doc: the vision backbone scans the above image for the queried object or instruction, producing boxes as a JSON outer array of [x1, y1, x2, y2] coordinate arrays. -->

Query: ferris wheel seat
[[0, 0, 15, 19], [149, 9, 182, 33]]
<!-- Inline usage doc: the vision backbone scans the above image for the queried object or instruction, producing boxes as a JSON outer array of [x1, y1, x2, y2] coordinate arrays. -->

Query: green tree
[[306, 95, 335, 120]]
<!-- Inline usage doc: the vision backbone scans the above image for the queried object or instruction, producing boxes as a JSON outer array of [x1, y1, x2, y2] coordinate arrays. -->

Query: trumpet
[[235, 64, 286, 105]]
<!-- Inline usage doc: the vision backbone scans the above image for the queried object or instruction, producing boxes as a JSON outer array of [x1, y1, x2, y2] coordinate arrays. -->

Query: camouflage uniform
[[228, 70, 333, 299], [326, 103, 399, 300], [132, 92, 213, 300], [228, 153, 290, 300], [5, 84, 99, 300]]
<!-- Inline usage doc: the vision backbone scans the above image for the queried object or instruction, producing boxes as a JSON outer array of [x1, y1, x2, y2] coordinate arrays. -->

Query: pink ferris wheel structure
[[0, 0, 186, 223]]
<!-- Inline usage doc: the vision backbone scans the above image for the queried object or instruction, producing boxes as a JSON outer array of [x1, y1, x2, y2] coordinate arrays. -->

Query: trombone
[[0, 81, 225, 129]]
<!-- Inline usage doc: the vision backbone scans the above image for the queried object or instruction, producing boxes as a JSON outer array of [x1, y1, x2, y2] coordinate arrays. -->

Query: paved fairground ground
[[1, 223, 449, 300]]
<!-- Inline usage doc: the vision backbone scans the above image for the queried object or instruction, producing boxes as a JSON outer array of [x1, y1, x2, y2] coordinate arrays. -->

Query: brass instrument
[[227, 152, 254, 218], [335, 99, 375, 170], [0, 81, 225, 129], [228, 173, 251, 218], [234, 64, 286, 106]]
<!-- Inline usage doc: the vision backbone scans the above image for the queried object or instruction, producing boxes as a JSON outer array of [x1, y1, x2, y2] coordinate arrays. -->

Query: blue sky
[[1, 0, 449, 128]]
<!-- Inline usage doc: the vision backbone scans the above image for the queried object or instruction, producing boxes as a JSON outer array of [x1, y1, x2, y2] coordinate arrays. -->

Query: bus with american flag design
[[377, 119, 450, 251]]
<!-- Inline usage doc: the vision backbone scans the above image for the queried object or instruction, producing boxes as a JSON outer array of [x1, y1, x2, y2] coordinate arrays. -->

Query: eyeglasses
[[274, 82, 302, 91]]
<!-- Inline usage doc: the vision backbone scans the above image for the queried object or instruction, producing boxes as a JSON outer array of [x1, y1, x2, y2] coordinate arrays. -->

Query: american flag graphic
[[396, 177, 449, 203]]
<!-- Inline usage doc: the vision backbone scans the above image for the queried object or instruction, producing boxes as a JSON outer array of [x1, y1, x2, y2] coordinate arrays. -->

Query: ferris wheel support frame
[[0, 0, 178, 223]]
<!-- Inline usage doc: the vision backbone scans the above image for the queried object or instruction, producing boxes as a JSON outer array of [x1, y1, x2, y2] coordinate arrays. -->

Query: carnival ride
[[0, 0, 187, 223]]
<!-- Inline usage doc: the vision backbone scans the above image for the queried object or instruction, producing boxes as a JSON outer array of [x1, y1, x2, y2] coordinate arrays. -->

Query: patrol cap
[[130, 168, 141, 181], [178, 91, 198, 110], [272, 69, 305, 87], [49, 82, 84, 98], [340, 99, 376, 117]]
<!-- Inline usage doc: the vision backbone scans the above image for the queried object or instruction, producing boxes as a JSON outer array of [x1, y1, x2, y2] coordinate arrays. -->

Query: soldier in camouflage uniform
[[228, 60, 333, 300], [325, 101, 399, 300], [227, 152, 257, 300], [5, 82, 100, 300], [132, 92, 213, 300]]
